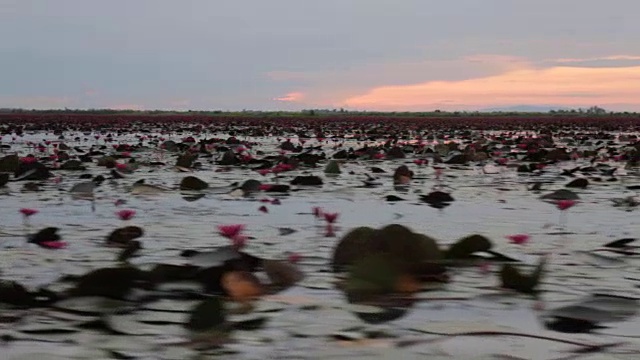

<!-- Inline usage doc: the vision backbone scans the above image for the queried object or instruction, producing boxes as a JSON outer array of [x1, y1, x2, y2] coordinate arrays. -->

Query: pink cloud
[[341, 64, 640, 111], [274, 92, 304, 102], [553, 55, 640, 63]]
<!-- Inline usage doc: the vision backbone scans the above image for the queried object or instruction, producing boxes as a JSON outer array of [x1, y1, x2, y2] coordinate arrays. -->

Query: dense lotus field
[[0, 113, 639, 359]]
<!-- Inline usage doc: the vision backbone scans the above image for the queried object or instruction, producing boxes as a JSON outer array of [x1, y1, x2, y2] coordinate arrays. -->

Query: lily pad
[[345, 254, 401, 296], [446, 234, 493, 260], [185, 296, 226, 332], [325, 160, 341, 174], [264, 259, 304, 290], [53, 296, 134, 315], [500, 256, 546, 295], [332, 226, 376, 272], [180, 176, 209, 191]]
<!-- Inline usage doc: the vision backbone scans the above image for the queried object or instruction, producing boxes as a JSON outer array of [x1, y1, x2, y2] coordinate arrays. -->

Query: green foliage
[[186, 297, 226, 332], [324, 160, 341, 174], [445, 234, 492, 260], [346, 255, 400, 296], [500, 257, 546, 295]]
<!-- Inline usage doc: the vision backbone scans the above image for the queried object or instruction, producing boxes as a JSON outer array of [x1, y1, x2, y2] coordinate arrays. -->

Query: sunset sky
[[1, 0, 639, 111]]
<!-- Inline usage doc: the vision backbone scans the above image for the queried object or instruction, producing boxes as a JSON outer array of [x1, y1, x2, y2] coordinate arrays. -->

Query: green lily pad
[[332, 226, 376, 272], [185, 296, 226, 332], [53, 297, 134, 315], [324, 160, 341, 174], [263, 259, 304, 289], [346, 255, 400, 296], [500, 256, 546, 295], [446, 234, 492, 260]]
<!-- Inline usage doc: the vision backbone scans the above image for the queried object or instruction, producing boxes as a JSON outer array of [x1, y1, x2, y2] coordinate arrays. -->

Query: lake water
[[1, 131, 639, 359]]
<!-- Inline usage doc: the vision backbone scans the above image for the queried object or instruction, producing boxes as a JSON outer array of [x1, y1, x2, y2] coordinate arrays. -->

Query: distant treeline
[[0, 106, 634, 117]]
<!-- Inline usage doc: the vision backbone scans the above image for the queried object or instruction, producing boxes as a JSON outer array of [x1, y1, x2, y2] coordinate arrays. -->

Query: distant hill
[[480, 105, 570, 113]]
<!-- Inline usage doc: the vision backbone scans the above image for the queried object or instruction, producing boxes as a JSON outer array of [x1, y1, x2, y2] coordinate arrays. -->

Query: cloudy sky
[[1, 0, 639, 111]]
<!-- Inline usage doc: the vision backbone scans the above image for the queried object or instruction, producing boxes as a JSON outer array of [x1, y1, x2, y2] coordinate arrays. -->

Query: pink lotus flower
[[556, 199, 576, 211], [259, 198, 271, 203], [259, 184, 273, 191], [217, 224, 245, 239], [478, 262, 491, 274], [20, 208, 38, 217], [288, 252, 302, 263], [257, 169, 271, 176], [434, 168, 444, 180], [323, 212, 339, 224], [217, 224, 247, 248], [40, 241, 68, 249], [272, 163, 294, 173], [413, 159, 427, 166], [116, 209, 136, 220], [496, 158, 508, 165], [115, 163, 128, 170], [258, 205, 269, 213], [372, 153, 385, 160], [506, 234, 530, 245], [325, 224, 336, 237], [19, 156, 37, 164]]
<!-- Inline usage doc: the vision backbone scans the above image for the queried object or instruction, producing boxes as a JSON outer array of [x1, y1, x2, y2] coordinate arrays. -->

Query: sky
[[1, 0, 640, 112]]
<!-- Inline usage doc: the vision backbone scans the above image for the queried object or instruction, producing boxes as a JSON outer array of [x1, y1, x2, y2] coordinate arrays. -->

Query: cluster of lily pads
[[1, 113, 640, 357]]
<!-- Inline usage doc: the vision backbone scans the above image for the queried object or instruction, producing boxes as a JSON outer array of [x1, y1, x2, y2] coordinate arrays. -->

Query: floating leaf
[[176, 153, 197, 168], [324, 160, 341, 174], [69, 181, 96, 195], [540, 189, 580, 201], [332, 226, 376, 272], [53, 296, 134, 315], [603, 238, 636, 248], [0, 154, 19, 173], [263, 259, 304, 290], [345, 255, 401, 297], [179, 176, 209, 191], [70, 267, 149, 299], [500, 256, 546, 295], [107, 226, 144, 247], [446, 234, 492, 260], [367, 224, 442, 272], [185, 297, 226, 332]]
